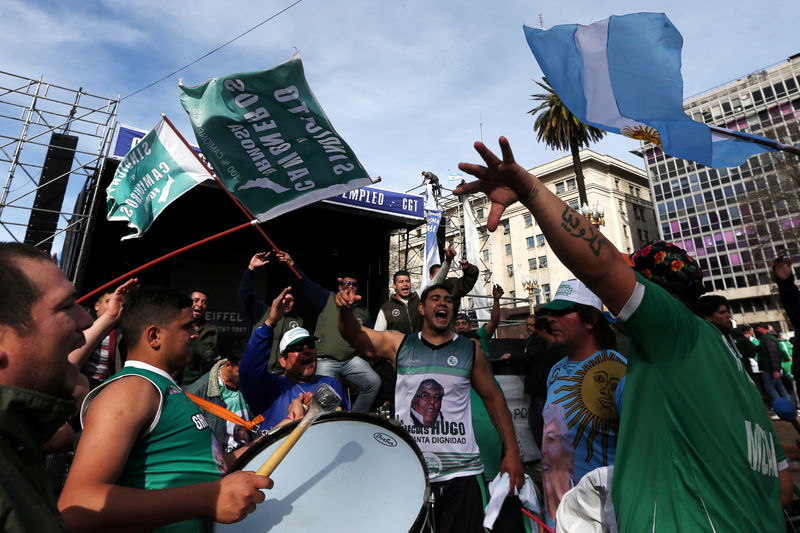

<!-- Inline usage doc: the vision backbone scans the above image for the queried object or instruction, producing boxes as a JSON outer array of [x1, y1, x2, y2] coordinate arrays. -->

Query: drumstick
[[255, 383, 342, 477]]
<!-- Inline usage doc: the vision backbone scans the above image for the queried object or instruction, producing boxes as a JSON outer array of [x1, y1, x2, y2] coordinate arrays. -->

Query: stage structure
[[0, 71, 118, 282]]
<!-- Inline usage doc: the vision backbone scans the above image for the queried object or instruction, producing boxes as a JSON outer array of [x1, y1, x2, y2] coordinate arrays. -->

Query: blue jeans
[[316, 356, 381, 412], [761, 372, 792, 405]]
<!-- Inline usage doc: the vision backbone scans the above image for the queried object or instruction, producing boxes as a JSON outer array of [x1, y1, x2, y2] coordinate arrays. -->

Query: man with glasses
[[239, 287, 349, 431], [275, 251, 379, 412]]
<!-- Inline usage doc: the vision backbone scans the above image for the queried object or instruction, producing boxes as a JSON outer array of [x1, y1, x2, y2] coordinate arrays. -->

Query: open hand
[[456, 137, 536, 231], [249, 252, 271, 271], [266, 287, 294, 326]]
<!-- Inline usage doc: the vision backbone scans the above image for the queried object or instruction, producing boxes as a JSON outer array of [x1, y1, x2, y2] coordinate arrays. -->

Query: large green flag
[[107, 118, 213, 240], [178, 55, 373, 222]]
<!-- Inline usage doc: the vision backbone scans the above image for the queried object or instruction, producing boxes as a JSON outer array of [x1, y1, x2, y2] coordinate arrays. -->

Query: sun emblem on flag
[[622, 125, 662, 148], [552, 352, 626, 464]]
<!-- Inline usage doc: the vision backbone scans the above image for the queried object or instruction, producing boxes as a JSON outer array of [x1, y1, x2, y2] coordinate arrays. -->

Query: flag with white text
[[107, 118, 213, 240], [179, 55, 373, 222]]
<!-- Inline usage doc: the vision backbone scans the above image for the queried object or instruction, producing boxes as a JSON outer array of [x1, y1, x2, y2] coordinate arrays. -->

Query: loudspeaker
[[24, 132, 79, 252]]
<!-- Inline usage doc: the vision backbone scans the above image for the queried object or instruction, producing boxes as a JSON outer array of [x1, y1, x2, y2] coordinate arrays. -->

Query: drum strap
[[185, 392, 265, 433]]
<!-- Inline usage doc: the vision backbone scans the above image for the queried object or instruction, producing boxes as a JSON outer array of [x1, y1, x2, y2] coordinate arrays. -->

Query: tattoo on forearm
[[560, 206, 607, 257]]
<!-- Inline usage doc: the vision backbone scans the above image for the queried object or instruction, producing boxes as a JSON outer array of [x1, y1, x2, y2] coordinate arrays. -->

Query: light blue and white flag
[[524, 12, 778, 168], [419, 208, 442, 294]]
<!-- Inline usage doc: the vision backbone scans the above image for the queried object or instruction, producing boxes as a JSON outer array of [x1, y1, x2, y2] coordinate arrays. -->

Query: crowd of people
[[1, 136, 798, 532]]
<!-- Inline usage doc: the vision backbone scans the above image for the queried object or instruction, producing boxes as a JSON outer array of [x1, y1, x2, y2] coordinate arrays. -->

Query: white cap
[[278, 327, 318, 354], [541, 280, 603, 312]]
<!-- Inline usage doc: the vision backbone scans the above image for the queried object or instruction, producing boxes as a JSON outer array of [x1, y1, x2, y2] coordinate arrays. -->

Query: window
[[507, 264, 514, 277], [483, 249, 490, 261], [556, 182, 566, 194], [526, 236, 535, 248], [416, 228, 422, 237], [566, 178, 576, 191], [528, 257, 537, 270], [503, 222, 510, 234], [524, 214, 533, 227], [505, 244, 512, 255], [539, 255, 548, 268], [477, 208, 484, 219], [623, 224, 629, 237], [543, 283, 551, 302], [537, 234, 545, 247], [615, 179, 620, 189]]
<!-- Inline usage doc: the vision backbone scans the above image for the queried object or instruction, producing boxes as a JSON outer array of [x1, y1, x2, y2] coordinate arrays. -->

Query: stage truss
[[0, 71, 119, 283]]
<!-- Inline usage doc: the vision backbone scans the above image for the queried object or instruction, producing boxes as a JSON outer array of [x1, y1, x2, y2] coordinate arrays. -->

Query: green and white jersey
[[395, 333, 482, 482], [612, 274, 786, 532], [82, 361, 226, 533]]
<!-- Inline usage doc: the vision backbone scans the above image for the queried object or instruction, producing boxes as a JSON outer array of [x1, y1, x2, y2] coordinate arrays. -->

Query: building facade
[[643, 53, 800, 331], [390, 149, 657, 317]]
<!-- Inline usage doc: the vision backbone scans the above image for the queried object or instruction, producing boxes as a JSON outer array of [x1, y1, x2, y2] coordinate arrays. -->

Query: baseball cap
[[279, 327, 318, 354], [541, 280, 603, 312], [454, 313, 471, 323]]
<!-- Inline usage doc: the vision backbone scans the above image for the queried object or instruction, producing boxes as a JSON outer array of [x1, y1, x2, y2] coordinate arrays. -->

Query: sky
[[1, 0, 799, 248]]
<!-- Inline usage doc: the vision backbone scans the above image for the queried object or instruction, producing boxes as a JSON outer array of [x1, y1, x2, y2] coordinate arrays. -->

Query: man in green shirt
[[456, 137, 791, 531], [59, 288, 272, 532]]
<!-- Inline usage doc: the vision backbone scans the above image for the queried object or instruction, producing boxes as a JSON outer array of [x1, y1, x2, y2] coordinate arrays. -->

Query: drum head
[[215, 412, 429, 533]]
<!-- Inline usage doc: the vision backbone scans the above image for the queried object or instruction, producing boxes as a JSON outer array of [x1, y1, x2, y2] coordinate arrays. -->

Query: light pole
[[521, 276, 538, 315], [580, 201, 605, 227]]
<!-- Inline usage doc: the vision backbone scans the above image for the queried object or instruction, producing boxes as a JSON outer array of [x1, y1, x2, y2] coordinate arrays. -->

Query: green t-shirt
[[612, 274, 786, 532], [85, 363, 226, 533]]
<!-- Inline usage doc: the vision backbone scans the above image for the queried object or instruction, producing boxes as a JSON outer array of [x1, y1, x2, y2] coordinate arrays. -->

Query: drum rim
[[229, 411, 431, 533]]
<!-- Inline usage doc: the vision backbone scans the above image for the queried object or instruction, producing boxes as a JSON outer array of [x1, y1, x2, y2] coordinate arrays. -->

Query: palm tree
[[528, 77, 605, 207]]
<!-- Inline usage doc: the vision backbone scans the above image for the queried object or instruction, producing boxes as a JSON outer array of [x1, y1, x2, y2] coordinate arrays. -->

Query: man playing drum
[[59, 288, 272, 532], [337, 282, 524, 532]]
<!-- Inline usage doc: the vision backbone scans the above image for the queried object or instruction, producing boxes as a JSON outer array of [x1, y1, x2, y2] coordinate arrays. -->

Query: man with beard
[[59, 288, 271, 532], [0, 243, 93, 532], [338, 283, 523, 532], [181, 290, 220, 385], [538, 280, 626, 528], [239, 287, 348, 431]]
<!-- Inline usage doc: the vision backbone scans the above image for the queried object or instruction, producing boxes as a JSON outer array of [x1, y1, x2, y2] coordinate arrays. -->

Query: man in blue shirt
[[240, 287, 348, 431]]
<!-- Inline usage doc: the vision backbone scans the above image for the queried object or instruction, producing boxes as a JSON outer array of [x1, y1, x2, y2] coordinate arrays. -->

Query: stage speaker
[[24, 132, 79, 252]]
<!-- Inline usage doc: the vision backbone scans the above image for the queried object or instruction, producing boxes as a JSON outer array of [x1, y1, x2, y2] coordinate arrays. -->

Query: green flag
[[178, 55, 373, 222], [107, 118, 213, 240]]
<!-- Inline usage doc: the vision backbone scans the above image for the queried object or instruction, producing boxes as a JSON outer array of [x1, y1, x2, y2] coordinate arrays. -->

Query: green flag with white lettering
[[107, 118, 213, 240], [178, 55, 373, 222]]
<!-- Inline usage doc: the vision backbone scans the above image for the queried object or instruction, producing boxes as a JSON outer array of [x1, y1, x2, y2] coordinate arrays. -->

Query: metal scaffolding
[[0, 71, 119, 283]]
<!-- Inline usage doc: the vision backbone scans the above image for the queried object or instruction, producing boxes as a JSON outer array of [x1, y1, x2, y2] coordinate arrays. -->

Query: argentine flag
[[524, 12, 778, 168]]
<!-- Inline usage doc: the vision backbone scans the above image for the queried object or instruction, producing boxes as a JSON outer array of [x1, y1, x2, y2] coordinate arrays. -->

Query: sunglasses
[[287, 340, 315, 352], [343, 280, 359, 288], [549, 305, 579, 316]]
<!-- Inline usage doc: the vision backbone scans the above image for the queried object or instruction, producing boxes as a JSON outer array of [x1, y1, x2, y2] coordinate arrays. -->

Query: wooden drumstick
[[255, 383, 342, 477]]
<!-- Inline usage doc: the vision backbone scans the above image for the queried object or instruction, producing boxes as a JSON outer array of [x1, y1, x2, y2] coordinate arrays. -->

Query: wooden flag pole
[[78, 219, 260, 304], [160, 113, 301, 279]]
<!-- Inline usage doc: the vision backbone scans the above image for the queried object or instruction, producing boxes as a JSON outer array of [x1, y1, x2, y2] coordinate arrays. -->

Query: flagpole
[[78, 219, 260, 304], [160, 114, 301, 279], [707, 125, 800, 156]]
